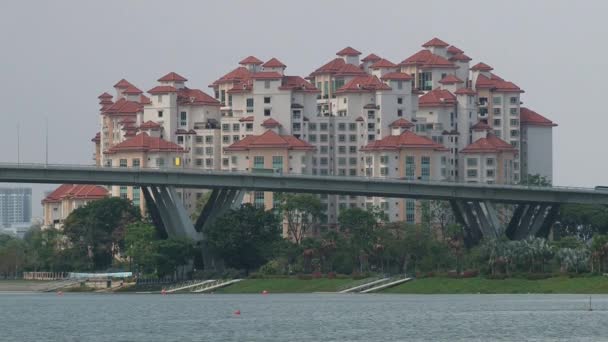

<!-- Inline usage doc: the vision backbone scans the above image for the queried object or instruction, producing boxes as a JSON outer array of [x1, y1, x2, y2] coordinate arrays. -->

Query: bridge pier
[[451, 200, 559, 242]]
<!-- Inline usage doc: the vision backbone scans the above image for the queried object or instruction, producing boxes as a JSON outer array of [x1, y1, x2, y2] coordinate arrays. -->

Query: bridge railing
[[0, 162, 599, 193]]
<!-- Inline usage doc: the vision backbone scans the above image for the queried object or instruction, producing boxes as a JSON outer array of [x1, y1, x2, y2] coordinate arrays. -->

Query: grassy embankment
[[215, 278, 354, 294], [383, 276, 608, 294]]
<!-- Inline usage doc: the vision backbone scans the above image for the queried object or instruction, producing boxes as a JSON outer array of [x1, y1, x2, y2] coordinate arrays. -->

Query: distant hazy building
[[0, 187, 32, 228]]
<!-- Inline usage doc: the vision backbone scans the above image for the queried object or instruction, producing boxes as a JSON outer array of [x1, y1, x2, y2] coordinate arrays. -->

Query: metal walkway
[[360, 277, 412, 293], [191, 279, 243, 293], [338, 277, 391, 293]]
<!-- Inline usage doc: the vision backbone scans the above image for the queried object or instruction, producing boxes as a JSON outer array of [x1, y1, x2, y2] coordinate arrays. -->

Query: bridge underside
[[450, 200, 560, 246]]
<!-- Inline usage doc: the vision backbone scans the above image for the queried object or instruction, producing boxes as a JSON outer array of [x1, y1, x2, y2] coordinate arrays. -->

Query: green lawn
[[383, 276, 608, 294], [216, 278, 355, 294]]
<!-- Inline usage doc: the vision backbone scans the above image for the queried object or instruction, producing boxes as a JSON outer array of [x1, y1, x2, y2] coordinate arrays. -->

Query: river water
[[1, 293, 607, 341]]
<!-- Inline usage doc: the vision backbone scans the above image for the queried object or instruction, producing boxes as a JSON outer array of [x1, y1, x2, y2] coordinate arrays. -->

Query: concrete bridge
[[2, 163, 607, 247]]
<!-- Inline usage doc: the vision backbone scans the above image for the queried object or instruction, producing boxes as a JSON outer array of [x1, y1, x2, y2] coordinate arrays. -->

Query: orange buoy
[[56, 291, 63, 296], [262, 290, 268, 295], [234, 310, 241, 315], [161, 288, 167, 295]]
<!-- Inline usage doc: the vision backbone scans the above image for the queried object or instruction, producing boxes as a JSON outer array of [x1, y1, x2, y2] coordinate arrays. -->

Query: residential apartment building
[[92, 37, 556, 229], [42, 184, 108, 229], [0, 188, 31, 228]]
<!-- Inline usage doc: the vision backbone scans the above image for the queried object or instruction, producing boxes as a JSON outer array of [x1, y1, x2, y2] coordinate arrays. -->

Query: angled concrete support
[[142, 186, 167, 238], [484, 201, 502, 237], [194, 189, 244, 233], [513, 204, 538, 240], [529, 204, 550, 237], [505, 204, 527, 239], [450, 200, 483, 246], [535, 204, 560, 238]]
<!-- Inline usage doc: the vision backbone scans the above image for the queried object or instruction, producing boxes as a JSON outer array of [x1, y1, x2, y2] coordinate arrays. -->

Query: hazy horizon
[[1, 0, 607, 218]]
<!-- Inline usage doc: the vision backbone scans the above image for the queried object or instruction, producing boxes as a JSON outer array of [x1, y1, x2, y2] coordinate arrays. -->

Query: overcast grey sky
[[1, 0, 607, 218]]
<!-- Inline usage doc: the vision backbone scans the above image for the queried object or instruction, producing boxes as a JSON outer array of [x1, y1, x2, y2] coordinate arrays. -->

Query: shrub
[[297, 274, 312, 280], [327, 271, 336, 279], [312, 271, 322, 279], [462, 270, 479, 278]]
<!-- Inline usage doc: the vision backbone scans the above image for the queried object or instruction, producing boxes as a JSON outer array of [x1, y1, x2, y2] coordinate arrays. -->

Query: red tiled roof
[[148, 85, 178, 94], [447, 46, 464, 54], [239, 56, 264, 65], [370, 58, 397, 69], [102, 98, 142, 115], [158, 72, 188, 82], [336, 75, 391, 93], [113, 79, 133, 88], [225, 130, 314, 151], [310, 58, 346, 76], [399, 49, 456, 69], [422, 37, 450, 48], [335, 63, 366, 76], [279, 76, 319, 92], [42, 184, 108, 203], [362, 131, 447, 151], [139, 94, 151, 105], [336, 46, 361, 56], [105, 133, 184, 154], [454, 87, 477, 95], [355, 116, 364, 122], [381, 72, 413, 81], [119, 117, 136, 124], [520, 107, 557, 127], [361, 53, 382, 63], [99, 99, 113, 105], [438, 74, 464, 84], [98, 92, 112, 99], [177, 87, 221, 106], [250, 71, 283, 80], [239, 116, 254, 122], [449, 53, 472, 62], [461, 134, 516, 154], [475, 74, 524, 93], [471, 62, 493, 71], [91, 132, 100, 143], [175, 129, 196, 135], [139, 121, 162, 129], [389, 118, 415, 129], [261, 118, 281, 128], [122, 85, 143, 95], [418, 88, 457, 107], [211, 67, 252, 86], [471, 120, 492, 131], [262, 58, 286, 68]]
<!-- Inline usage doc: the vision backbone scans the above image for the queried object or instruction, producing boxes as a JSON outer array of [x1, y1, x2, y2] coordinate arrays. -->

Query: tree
[[124, 222, 158, 275], [206, 204, 281, 274], [338, 207, 387, 273], [0, 235, 26, 278], [521, 174, 552, 187], [62, 197, 141, 270], [155, 237, 196, 279], [558, 204, 608, 240], [276, 193, 324, 245]]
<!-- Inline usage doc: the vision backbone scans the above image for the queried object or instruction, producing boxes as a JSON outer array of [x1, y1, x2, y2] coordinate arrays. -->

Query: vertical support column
[[471, 201, 497, 239], [142, 187, 167, 238], [148, 186, 177, 237]]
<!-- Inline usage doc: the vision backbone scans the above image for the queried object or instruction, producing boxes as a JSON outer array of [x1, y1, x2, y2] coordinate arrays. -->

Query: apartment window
[[338, 157, 346, 166], [349, 169, 357, 176], [293, 123, 301, 131], [397, 109, 403, 117], [349, 157, 357, 165], [264, 109, 271, 116], [406, 200, 415, 223], [421, 156, 430, 181], [343, 98, 347, 104], [380, 167, 388, 176], [493, 96, 502, 105], [205, 147, 213, 155], [205, 136, 213, 144], [293, 110, 301, 119], [510, 119, 519, 126], [487, 169, 495, 177], [132, 159, 140, 168], [232, 123, 240, 131], [309, 135, 317, 142], [222, 158, 229, 167], [467, 158, 478, 167], [493, 108, 501, 115], [511, 141, 519, 148], [272, 156, 283, 171], [349, 135, 357, 143], [155, 158, 165, 167], [231, 156, 238, 164], [222, 124, 230, 132], [510, 108, 518, 116], [486, 158, 494, 166], [180, 111, 187, 127], [338, 146, 346, 154], [220, 90, 226, 104], [264, 96, 271, 104], [405, 156, 415, 180], [119, 186, 128, 200], [309, 123, 317, 131], [338, 134, 346, 142], [493, 130, 501, 137], [222, 135, 230, 143], [367, 111, 375, 119], [338, 123, 346, 131], [195, 158, 203, 166], [320, 157, 328, 166], [467, 169, 478, 178], [205, 158, 213, 167], [320, 134, 328, 143], [510, 97, 518, 105], [177, 136, 184, 144], [246, 98, 254, 107], [349, 123, 357, 131], [228, 94, 232, 106], [119, 159, 128, 167], [418, 71, 433, 90], [157, 110, 163, 118], [246, 123, 253, 131], [253, 156, 265, 168], [320, 123, 328, 131], [264, 80, 271, 89], [132, 186, 140, 206], [254, 191, 265, 208], [493, 119, 501, 126], [380, 155, 389, 164], [349, 146, 357, 153], [397, 81, 403, 90], [320, 146, 328, 154], [195, 136, 203, 143], [368, 134, 375, 141]]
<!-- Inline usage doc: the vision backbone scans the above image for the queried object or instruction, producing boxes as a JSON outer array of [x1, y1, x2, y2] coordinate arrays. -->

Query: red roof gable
[[471, 62, 493, 71], [475, 74, 524, 93], [279, 76, 319, 92], [102, 98, 142, 115], [418, 88, 457, 107], [361, 53, 382, 63], [362, 131, 447, 151], [139, 94, 151, 105], [309, 58, 346, 76], [336, 46, 361, 56], [471, 120, 492, 131], [250, 71, 283, 80], [113, 79, 133, 88], [98, 92, 113, 99], [158, 72, 188, 82], [239, 116, 254, 122], [212, 67, 252, 86], [105, 133, 184, 154], [399, 50, 456, 69], [225, 130, 314, 151], [261, 118, 281, 128], [438, 74, 464, 84], [422, 37, 450, 48], [122, 85, 143, 95], [449, 53, 472, 62], [370, 58, 397, 69], [335, 63, 366, 76], [447, 46, 464, 54], [520, 108, 557, 127], [148, 85, 178, 94], [381, 72, 413, 81], [177, 88, 221, 106], [239, 56, 263, 65], [139, 121, 161, 129], [389, 118, 415, 129], [43, 184, 108, 203], [91, 132, 100, 143], [454, 87, 477, 95], [461, 134, 516, 154], [336, 75, 391, 93], [262, 58, 286, 68]]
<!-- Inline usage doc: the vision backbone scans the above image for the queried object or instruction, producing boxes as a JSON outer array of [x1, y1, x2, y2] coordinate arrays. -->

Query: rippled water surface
[[1, 293, 607, 341]]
